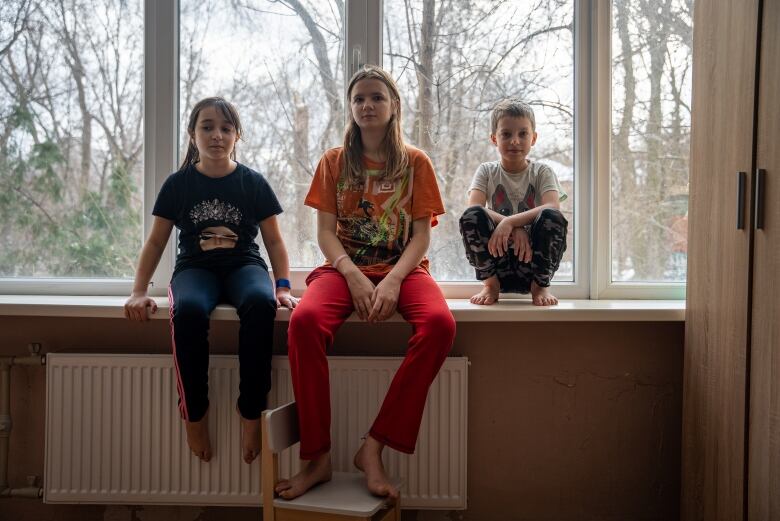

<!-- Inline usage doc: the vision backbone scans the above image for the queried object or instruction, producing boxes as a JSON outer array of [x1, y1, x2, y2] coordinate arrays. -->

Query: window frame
[[0, 0, 687, 300], [591, 0, 686, 299]]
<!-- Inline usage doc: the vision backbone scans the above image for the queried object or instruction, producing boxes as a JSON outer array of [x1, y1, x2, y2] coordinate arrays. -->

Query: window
[[0, 0, 694, 299], [0, 0, 144, 281], [179, 0, 344, 269], [610, 0, 692, 284], [383, 0, 575, 283]]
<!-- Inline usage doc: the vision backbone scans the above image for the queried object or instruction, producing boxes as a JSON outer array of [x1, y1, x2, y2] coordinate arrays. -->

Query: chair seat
[[273, 471, 403, 516]]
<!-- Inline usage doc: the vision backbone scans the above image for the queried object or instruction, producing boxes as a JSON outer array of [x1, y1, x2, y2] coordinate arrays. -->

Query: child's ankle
[[483, 276, 499, 288]]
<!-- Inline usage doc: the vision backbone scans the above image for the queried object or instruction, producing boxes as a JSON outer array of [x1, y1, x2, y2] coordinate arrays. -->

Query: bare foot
[[531, 281, 559, 306], [238, 411, 261, 464], [353, 436, 400, 501], [275, 452, 332, 499], [185, 412, 212, 462], [470, 277, 500, 305]]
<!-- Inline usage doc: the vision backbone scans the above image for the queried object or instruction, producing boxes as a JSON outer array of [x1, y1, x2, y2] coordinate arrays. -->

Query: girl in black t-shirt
[[124, 97, 296, 464]]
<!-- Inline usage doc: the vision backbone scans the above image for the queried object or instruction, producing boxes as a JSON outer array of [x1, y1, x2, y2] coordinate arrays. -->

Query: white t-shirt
[[468, 160, 567, 216]]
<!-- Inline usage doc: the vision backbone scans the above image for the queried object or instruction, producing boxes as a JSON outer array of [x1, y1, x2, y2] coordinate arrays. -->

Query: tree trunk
[[284, 0, 342, 149], [57, 0, 92, 201], [636, 0, 671, 280], [613, 0, 638, 280], [414, 0, 435, 151]]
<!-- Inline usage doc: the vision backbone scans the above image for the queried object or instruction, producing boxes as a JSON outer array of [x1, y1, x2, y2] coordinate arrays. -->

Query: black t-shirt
[[152, 163, 283, 275]]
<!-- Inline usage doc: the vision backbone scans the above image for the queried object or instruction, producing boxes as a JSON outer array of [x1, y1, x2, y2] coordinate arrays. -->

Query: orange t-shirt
[[305, 145, 445, 275]]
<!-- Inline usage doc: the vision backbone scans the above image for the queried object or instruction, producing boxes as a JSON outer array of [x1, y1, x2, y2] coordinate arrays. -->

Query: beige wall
[[0, 316, 683, 521]]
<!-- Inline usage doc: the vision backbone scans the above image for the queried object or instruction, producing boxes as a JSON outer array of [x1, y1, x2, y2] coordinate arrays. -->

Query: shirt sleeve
[[411, 151, 446, 226], [467, 163, 489, 195], [152, 174, 178, 221], [254, 173, 284, 222], [304, 150, 339, 215], [537, 163, 568, 202]]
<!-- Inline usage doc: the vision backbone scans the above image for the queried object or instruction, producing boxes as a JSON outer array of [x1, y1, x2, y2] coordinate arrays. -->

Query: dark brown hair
[[179, 97, 243, 169]]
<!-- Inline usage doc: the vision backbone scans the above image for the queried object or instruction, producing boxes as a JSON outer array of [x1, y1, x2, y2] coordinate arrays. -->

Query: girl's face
[[350, 78, 395, 130], [190, 105, 238, 162]]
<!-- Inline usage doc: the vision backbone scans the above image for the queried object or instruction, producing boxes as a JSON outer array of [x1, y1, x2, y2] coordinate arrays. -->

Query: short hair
[[490, 99, 536, 134]]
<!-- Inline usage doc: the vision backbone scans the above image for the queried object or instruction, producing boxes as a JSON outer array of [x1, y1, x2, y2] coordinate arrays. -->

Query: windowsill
[[0, 295, 685, 322]]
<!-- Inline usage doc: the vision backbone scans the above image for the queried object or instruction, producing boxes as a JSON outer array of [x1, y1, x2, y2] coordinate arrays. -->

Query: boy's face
[[491, 116, 537, 163]]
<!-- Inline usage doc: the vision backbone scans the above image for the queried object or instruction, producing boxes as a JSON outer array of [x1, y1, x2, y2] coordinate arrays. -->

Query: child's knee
[[538, 208, 568, 228], [237, 292, 277, 319], [420, 310, 456, 348], [459, 205, 489, 227], [172, 298, 211, 323], [287, 306, 322, 350]]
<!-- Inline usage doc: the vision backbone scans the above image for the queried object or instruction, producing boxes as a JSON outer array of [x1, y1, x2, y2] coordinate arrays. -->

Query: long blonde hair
[[343, 66, 408, 185], [180, 97, 243, 170]]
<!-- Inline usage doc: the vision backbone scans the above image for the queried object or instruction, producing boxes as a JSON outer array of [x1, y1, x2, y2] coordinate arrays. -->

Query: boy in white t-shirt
[[459, 99, 568, 306]]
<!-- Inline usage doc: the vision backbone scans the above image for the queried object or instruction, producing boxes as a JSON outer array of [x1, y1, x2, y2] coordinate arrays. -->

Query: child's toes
[[243, 449, 259, 464]]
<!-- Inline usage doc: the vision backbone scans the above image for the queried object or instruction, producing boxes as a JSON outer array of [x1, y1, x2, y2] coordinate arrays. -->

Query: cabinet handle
[[755, 168, 765, 230], [737, 171, 746, 229]]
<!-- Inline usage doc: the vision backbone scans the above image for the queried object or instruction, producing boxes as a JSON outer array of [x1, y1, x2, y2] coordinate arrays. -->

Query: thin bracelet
[[332, 254, 349, 270]]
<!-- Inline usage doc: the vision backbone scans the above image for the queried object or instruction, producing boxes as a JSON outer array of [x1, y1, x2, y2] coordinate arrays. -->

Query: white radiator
[[44, 354, 468, 509]]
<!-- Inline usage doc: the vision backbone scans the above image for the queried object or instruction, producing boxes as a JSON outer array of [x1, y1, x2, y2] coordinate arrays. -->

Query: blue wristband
[[275, 278, 291, 289]]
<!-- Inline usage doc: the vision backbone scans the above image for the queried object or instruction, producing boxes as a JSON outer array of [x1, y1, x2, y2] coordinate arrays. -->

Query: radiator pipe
[[0, 345, 45, 499]]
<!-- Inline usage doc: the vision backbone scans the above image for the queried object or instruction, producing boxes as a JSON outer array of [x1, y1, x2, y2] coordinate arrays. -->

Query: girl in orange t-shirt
[[278, 66, 456, 501]]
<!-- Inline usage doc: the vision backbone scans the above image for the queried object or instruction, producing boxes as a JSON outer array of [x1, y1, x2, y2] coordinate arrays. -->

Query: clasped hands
[[345, 270, 401, 323], [487, 219, 532, 263]]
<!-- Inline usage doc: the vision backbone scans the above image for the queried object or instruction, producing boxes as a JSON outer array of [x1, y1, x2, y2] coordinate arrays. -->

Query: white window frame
[[144, 0, 180, 296], [590, 0, 686, 299], [0, 0, 687, 300], [0, 0, 176, 297]]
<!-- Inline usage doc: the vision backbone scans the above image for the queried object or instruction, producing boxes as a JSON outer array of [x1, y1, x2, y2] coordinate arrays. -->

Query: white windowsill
[[0, 295, 685, 322]]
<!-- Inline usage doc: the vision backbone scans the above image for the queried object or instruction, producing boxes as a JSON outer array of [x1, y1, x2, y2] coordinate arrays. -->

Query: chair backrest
[[261, 400, 402, 521], [264, 401, 300, 453]]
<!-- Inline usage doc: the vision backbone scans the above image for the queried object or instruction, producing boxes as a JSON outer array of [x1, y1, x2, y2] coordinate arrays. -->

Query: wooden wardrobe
[[683, 0, 780, 520]]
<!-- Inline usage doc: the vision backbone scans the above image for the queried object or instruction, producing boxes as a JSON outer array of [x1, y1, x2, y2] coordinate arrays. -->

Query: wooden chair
[[261, 401, 402, 521]]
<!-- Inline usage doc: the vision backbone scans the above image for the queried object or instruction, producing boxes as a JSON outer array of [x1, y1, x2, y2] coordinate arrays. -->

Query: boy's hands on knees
[[368, 275, 401, 323], [488, 219, 514, 257], [511, 228, 532, 263], [124, 293, 158, 322], [345, 270, 376, 321]]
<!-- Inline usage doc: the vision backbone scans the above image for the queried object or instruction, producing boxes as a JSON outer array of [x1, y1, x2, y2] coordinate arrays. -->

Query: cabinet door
[[682, 0, 759, 519], [748, 0, 780, 518]]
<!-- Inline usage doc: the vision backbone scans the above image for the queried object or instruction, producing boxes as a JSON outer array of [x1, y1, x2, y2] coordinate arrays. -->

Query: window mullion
[[345, 0, 382, 76], [367, 0, 383, 67], [592, 0, 612, 299], [573, 0, 593, 299], [144, 0, 179, 295]]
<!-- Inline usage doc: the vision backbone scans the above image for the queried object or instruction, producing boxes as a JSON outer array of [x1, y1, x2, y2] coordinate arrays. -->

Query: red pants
[[287, 266, 456, 459]]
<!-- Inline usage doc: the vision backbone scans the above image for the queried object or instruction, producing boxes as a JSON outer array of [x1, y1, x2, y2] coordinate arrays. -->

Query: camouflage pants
[[459, 205, 568, 293]]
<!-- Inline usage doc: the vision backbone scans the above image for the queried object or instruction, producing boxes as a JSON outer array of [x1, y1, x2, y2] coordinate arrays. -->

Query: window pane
[[384, 0, 575, 282], [611, 0, 693, 283], [0, 0, 144, 278], [179, 0, 344, 268]]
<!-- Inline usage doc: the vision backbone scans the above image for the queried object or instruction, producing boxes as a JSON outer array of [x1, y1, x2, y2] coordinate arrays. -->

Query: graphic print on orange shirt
[[336, 168, 413, 268]]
